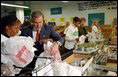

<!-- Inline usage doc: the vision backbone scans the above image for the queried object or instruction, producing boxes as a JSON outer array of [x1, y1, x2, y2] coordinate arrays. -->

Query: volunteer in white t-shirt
[[64, 17, 81, 52], [91, 20, 101, 39]]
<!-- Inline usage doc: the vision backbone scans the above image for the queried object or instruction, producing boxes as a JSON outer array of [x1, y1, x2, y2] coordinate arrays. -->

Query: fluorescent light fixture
[[62, 1, 69, 3], [1, 3, 29, 8]]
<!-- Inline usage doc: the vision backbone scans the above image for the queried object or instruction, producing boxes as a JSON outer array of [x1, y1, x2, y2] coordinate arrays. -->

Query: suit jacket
[[20, 24, 64, 55]]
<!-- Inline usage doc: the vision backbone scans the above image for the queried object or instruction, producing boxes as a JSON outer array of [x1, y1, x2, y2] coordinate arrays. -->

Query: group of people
[[63, 17, 102, 52], [1, 10, 102, 76], [1, 10, 64, 76]]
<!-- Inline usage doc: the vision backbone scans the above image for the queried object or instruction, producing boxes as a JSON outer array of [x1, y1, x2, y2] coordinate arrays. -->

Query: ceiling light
[[62, 1, 69, 3], [1, 3, 29, 8]]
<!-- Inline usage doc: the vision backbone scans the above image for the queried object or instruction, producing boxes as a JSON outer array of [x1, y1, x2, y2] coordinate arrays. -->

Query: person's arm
[[83, 27, 88, 35], [1, 63, 12, 76], [78, 27, 81, 37], [92, 26, 98, 33], [45, 26, 64, 55], [50, 26, 64, 46]]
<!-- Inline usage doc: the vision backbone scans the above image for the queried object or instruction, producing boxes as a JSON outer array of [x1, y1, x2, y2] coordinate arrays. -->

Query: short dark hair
[[31, 10, 44, 19], [73, 17, 81, 23], [1, 15, 20, 33], [80, 17, 86, 22]]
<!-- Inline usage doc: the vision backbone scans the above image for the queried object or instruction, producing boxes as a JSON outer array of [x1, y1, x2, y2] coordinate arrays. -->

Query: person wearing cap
[[19, 10, 64, 75], [1, 15, 21, 76], [64, 17, 81, 53]]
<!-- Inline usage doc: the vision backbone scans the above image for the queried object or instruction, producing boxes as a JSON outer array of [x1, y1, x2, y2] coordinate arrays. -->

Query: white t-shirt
[[1, 34, 8, 43], [92, 25, 100, 39], [1, 34, 9, 64], [92, 25, 98, 33], [64, 24, 78, 50]]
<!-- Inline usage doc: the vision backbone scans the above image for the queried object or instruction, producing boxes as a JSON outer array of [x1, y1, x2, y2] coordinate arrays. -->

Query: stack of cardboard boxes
[[111, 18, 117, 45]]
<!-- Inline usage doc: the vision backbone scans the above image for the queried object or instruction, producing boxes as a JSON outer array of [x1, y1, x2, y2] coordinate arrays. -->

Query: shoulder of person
[[67, 24, 74, 29], [92, 25, 97, 28], [78, 26, 81, 29], [21, 25, 33, 31], [1, 34, 8, 42], [64, 25, 73, 33], [43, 24, 54, 30]]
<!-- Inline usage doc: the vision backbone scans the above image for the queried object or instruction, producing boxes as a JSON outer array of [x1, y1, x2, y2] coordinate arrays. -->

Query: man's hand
[[39, 39, 53, 44], [98, 29, 101, 33], [48, 42, 59, 55], [1, 64, 12, 76]]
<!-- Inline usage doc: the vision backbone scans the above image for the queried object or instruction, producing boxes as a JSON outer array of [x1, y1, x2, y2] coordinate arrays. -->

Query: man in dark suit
[[18, 10, 64, 76]]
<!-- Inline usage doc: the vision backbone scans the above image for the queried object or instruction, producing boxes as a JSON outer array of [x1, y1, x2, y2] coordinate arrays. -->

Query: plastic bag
[[35, 41, 82, 76], [34, 41, 61, 76], [53, 61, 81, 76], [107, 71, 117, 76], [79, 35, 86, 44], [43, 41, 61, 61], [35, 41, 61, 68], [33, 53, 53, 76], [1, 36, 35, 68]]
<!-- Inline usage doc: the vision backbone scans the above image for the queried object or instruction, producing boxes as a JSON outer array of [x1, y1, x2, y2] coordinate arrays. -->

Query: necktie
[[36, 30, 40, 42]]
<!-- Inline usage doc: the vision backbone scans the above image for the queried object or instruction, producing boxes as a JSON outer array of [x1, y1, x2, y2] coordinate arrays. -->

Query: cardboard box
[[101, 26, 113, 39], [111, 37, 117, 44]]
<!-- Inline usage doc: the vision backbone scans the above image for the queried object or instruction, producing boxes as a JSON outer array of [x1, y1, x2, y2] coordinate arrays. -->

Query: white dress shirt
[[32, 27, 41, 42]]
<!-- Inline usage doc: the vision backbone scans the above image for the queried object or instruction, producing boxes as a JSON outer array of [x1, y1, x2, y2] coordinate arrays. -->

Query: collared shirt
[[32, 25, 42, 42], [64, 24, 79, 49]]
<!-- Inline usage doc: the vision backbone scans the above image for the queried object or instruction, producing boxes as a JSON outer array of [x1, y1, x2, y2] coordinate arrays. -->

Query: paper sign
[[60, 18, 65, 22], [50, 18, 56, 22], [44, 19, 48, 24], [70, 16, 74, 22]]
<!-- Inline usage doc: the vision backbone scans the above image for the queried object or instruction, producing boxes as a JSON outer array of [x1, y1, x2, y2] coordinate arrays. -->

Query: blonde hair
[[92, 20, 99, 26]]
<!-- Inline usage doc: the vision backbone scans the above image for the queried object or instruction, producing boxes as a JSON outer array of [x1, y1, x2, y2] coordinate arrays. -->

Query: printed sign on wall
[[70, 16, 74, 22], [50, 18, 56, 22], [51, 7, 62, 15], [44, 19, 48, 24], [60, 18, 65, 22]]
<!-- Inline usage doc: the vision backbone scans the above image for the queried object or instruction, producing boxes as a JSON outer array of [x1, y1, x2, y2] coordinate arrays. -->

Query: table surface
[[63, 54, 117, 69]]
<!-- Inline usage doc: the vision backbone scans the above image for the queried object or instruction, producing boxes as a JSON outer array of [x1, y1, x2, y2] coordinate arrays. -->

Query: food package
[[43, 41, 61, 61]]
